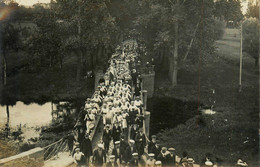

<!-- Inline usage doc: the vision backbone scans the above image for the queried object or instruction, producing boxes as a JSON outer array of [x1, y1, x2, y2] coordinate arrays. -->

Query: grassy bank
[[154, 28, 258, 165]]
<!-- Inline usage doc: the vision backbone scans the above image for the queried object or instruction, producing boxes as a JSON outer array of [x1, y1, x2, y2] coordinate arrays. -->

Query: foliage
[[242, 17, 260, 66], [214, 0, 243, 24], [246, 1, 259, 19]]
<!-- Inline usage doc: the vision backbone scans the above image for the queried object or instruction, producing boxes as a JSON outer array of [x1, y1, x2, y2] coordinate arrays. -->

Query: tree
[[246, 1, 259, 19], [0, 1, 20, 126], [214, 0, 243, 26], [133, 0, 221, 86], [242, 18, 260, 67]]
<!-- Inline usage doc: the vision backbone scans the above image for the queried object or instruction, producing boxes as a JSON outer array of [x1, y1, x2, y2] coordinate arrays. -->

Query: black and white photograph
[[0, 0, 259, 167]]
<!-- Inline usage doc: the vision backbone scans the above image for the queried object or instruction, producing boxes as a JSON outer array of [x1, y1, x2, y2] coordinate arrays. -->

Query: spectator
[[146, 153, 156, 167], [135, 128, 146, 158], [187, 158, 195, 167], [155, 161, 162, 167], [236, 159, 248, 166], [112, 141, 124, 165], [148, 135, 157, 153], [124, 140, 137, 163], [130, 124, 139, 140], [112, 122, 121, 143], [66, 131, 76, 156], [157, 147, 169, 166], [167, 148, 176, 167], [106, 155, 118, 167], [93, 144, 106, 167], [102, 124, 112, 153], [73, 148, 85, 167], [129, 153, 140, 167], [80, 133, 93, 166]]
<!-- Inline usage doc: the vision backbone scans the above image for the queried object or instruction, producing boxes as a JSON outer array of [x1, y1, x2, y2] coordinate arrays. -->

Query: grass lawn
[[154, 28, 259, 166]]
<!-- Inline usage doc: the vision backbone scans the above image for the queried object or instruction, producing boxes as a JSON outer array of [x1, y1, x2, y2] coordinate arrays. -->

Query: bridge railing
[[43, 137, 68, 161]]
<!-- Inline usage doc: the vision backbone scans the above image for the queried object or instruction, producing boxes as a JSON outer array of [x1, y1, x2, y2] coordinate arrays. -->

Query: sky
[[15, 0, 250, 14], [15, 0, 50, 7]]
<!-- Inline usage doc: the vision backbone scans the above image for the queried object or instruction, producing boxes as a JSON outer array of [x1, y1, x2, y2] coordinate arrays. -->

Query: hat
[[98, 144, 103, 148], [106, 124, 110, 127], [148, 153, 155, 157], [129, 139, 135, 144], [205, 160, 213, 166], [115, 141, 120, 145], [188, 158, 195, 164], [168, 148, 175, 151], [151, 135, 156, 139], [162, 147, 167, 151], [75, 148, 80, 151], [132, 153, 138, 156], [110, 155, 115, 159], [155, 161, 162, 165]]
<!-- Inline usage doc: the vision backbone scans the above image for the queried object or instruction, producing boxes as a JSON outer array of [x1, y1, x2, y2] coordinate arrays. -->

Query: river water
[[0, 101, 52, 140]]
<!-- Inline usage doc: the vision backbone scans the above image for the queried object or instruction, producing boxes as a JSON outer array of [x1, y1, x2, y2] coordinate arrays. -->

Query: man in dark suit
[[148, 135, 157, 153], [124, 140, 137, 163], [112, 122, 121, 143], [167, 148, 176, 167], [130, 124, 139, 140], [157, 147, 169, 167], [111, 141, 124, 165], [93, 144, 106, 167], [103, 124, 112, 153], [129, 153, 140, 167], [135, 128, 146, 158], [106, 155, 118, 167], [80, 133, 93, 165], [150, 140, 161, 160]]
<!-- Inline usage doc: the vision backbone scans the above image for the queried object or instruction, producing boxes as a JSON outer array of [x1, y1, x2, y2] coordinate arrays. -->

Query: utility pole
[[239, 21, 243, 92]]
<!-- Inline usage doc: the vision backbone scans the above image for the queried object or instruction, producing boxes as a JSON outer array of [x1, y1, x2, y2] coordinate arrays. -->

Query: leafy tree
[[246, 1, 259, 19], [132, 0, 223, 86], [242, 17, 259, 67], [214, 0, 243, 25]]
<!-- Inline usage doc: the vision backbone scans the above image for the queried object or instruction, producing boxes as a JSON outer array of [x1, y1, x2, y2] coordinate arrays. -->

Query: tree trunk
[[3, 50, 7, 86], [171, 17, 179, 87], [255, 56, 259, 67], [76, 50, 82, 82], [6, 105, 9, 126]]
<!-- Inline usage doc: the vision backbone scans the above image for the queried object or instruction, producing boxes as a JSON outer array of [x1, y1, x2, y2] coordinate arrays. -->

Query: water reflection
[[0, 101, 52, 140]]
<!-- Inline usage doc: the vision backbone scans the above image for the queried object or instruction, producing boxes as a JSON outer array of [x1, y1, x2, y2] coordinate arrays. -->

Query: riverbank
[[152, 28, 258, 165]]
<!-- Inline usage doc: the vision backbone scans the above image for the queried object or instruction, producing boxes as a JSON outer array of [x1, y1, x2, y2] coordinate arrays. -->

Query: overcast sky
[[16, 0, 248, 14], [16, 0, 50, 6]]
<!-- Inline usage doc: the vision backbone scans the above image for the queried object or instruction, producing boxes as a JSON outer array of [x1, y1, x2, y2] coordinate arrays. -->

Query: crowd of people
[[66, 40, 248, 167]]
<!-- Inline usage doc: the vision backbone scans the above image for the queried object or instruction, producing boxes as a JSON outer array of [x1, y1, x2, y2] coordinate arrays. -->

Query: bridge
[[0, 39, 206, 167], [0, 39, 155, 167]]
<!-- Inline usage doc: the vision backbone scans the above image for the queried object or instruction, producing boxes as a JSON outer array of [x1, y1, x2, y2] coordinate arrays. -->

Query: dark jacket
[[103, 129, 112, 143], [166, 153, 176, 166], [129, 158, 139, 167], [112, 126, 121, 142], [112, 147, 124, 163], [150, 145, 161, 160], [93, 149, 106, 166], [80, 138, 93, 157], [148, 141, 156, 153], [135, 133, 146, 156], [130, 127, 138, 140], [124, 145, 137, 163], [157, 153, 169, 166]]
